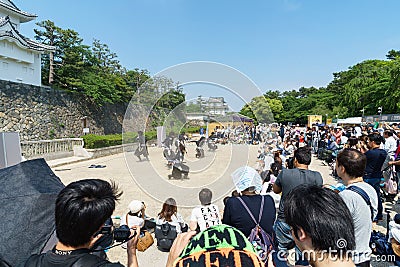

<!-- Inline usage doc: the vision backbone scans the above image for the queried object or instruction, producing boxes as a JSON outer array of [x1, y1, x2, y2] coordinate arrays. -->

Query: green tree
[[91, 39, 122, 74], [387, 49, 400, 60], [240, 96, 275, 124], [34, 20, 62, 85], [239, 104, 257, 124], [186, 102, 202, 113]]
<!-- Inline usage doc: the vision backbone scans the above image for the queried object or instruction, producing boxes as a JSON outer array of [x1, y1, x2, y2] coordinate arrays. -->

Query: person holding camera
[[273, 146, 323, 266], [23, 179, 140, 267]]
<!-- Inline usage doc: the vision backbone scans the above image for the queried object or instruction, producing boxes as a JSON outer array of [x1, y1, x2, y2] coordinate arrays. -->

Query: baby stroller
[[195, 137, 206, 158], [168, 161, 189, 180], [207, 138, 217, 151]]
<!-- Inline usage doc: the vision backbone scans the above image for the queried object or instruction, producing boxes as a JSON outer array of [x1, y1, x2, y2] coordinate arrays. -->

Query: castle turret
[[0, 0, 55, 86]]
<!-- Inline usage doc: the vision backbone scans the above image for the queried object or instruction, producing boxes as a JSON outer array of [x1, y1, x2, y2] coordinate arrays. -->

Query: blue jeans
[[364, 177, 383, 220], [274, 219, 309, 266]]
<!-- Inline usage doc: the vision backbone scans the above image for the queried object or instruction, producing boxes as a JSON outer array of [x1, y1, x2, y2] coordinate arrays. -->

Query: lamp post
[[360, 108, 365, 117], [325, 114, 328, 125]]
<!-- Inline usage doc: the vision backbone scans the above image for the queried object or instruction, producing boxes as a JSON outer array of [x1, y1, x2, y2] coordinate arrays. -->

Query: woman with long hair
[[156, 198, 186, 233]]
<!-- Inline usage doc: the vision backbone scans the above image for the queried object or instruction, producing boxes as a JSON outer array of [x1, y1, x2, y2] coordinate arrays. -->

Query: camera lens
[[113, 225, 132, 242]]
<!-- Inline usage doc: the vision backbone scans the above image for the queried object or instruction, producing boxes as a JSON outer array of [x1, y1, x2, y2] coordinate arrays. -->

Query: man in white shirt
[[384, 130, 397, 158], [189, 188, 221, 232], [336, 148, 378, 267]]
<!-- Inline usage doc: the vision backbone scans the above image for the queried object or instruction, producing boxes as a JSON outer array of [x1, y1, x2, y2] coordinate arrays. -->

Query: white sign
[[83, 128, 90, 133]]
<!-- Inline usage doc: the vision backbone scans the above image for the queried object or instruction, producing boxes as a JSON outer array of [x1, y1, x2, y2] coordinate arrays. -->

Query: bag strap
[[346, 185, 374, 221], [237, 195, 265, 226]]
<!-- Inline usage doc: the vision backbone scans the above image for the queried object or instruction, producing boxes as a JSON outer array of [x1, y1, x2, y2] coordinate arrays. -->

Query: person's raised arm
[[189, 221, 197, 231], [389, 160, 400, 166], [127, 227, 140, 267], [166, 231, 197, 267]]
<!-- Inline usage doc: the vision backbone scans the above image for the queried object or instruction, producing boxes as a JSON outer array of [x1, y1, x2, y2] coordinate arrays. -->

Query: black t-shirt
[[222, 195, 275, 237], [364, 148, 387, 179], [23, 249, 123, 267], [306, 131, 312, 140]]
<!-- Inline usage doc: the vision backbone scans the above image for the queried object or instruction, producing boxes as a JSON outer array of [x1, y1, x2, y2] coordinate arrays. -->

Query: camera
[[286, 157, 295, 169], [98, 224, 133, 242]]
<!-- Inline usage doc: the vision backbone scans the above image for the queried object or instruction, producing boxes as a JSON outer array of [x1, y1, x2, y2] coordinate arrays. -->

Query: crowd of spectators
[[21, 121, 400, 267]]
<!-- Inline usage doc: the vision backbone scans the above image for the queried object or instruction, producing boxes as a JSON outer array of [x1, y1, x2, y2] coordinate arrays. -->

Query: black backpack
[[370, 230, 393, 256], [155, 223, 177, 252]]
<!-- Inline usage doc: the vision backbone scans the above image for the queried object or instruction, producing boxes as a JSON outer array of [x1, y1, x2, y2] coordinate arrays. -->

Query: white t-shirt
[[120, 214, 145, 228], [385, 136, 397, 156], [156, 213, 185, 233], [190, 204, 221, 231]]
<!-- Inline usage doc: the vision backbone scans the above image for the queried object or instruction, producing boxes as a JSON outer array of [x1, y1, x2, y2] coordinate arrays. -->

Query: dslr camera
[[98, 224, 132, 242]]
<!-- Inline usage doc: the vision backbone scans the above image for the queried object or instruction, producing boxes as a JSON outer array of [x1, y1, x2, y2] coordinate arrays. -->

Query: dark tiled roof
[[0, 16, 55, 52], [0, 0, 37, 21]]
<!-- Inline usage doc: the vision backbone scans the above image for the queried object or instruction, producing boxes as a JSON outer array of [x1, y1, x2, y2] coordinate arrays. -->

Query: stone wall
[[0, 80, 127, 141]]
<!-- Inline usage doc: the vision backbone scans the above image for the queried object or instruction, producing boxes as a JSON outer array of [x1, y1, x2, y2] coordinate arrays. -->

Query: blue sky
[[17, 0, 400, 110]]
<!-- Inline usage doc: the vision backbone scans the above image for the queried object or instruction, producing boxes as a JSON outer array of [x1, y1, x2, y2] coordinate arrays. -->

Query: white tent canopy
[[337, 117, 362, 125]]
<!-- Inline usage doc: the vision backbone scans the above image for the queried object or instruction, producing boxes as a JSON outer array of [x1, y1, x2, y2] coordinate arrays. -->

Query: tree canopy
[[241, 50, 400, 125], [34, 20, 185, 108]]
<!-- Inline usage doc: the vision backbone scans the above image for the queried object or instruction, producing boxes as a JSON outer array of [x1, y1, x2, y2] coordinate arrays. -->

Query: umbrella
[[0, 159, 64, 266], [231, 166, 263, 192]]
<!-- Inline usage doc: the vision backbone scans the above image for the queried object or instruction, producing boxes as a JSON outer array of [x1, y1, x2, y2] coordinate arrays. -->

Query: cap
[[128, 200, 144, 213], [173, 225, 264, 267]]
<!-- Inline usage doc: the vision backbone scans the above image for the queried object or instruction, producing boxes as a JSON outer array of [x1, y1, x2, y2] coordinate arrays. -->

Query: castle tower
[[0, 0, 55, 86]]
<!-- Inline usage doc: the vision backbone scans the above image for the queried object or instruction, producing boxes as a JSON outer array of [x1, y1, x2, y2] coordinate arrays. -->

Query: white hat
[[128, 200, 144, 213], [231, 166, 263, 192]]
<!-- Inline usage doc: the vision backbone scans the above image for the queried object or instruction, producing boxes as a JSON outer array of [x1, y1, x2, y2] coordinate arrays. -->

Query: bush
[[82, 131, 158, 149], [82, 134, 122, 149], [182, 126, 201, 134]]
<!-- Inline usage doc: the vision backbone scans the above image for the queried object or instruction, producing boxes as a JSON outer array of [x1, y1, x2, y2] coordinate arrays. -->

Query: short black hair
[[347, 136, 358, 147], [368, 132, 383, 145], [55, 179, 122, 247], [294, 146, 311, 165], [384, 130, 393, 137], [199, 188, 212, 205], [337, 148, 366, 178], [284, 185, 355, 255]]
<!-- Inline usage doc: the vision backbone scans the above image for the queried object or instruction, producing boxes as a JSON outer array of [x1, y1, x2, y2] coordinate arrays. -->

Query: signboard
[[326, 118, 332, 125], [362, 114, 400, 123], [307, 115, 322, 128], [83, 128, 90, 134]]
